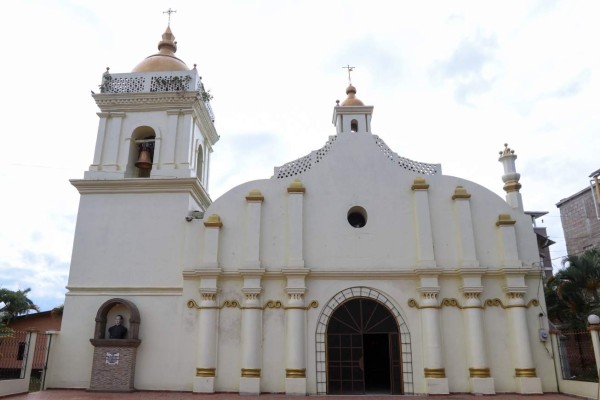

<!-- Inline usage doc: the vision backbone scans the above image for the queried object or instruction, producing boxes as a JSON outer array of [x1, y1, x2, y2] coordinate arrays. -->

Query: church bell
[[135, 143, 153, 170]]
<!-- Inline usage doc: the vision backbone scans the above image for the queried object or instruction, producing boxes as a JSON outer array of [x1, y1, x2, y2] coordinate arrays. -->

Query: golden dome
[[340, 84, 364, 106], [132, 26, 189, 73]]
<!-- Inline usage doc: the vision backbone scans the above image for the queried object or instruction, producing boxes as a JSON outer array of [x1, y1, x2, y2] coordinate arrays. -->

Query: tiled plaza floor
[[2, 390, 587, 400]]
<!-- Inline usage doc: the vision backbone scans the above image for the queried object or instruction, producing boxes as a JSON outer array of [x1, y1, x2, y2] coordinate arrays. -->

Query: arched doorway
[[326, 298, 402, 394], [315, 287, 413, 395]]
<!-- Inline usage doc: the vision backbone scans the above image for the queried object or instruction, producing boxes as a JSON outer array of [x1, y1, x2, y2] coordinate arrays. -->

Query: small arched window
[[350, 119, 358, 132], [196, 143, 204, 182]]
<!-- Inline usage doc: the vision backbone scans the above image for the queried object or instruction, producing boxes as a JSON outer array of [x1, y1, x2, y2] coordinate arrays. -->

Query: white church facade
[[46, 26, 557, 395]]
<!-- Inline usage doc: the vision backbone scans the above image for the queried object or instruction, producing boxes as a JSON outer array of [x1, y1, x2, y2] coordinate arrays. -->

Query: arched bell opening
[[350, 119, 359, 133], [315, 287, 413, 395], [127, 126, 156, 178]]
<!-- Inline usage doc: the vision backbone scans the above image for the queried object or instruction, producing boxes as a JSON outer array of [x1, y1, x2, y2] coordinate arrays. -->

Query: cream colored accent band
[[515, 368, 536, 377], [286, 368, 306, 378], [424, 368, 446, 378], [196, 368, 215, 377], [241, 368, 261, 378], [469, 367, 491, 378]]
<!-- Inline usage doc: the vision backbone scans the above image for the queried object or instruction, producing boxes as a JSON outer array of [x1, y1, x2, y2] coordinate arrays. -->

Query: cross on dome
[[163, 8, 177, 26]]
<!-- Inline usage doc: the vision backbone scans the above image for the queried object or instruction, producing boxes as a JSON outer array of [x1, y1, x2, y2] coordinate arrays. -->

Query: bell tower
[[84, 25, 218, 207], [66, 24, 219, 300]]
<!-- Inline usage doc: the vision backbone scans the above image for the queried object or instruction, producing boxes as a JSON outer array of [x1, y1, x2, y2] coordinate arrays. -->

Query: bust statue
[[108, 315, 128, 339]]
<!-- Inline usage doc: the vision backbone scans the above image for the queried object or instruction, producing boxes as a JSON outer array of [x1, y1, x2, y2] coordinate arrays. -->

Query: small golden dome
[[341, 84, 364, 106], [132, 26, 189, 73]]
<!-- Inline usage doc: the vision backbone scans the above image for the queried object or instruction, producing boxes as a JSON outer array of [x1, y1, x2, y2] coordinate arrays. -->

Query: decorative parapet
[[273, 135, 441, 179], [98, 69, 215, 122]]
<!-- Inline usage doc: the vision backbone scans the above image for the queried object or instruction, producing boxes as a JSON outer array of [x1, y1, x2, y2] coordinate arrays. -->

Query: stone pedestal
[[516, 376, 542, 394], [470, 377, 495, 394], [89, 339, 141, 392], [425, 377, 449, 394]]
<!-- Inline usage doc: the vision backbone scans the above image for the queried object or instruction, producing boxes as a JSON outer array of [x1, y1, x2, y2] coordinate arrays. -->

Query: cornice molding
[[70, 177, 211, 210], [66, 286, 182, 295]]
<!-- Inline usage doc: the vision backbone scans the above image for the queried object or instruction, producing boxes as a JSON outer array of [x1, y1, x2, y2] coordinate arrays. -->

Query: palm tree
[[0, 288, 40, 325], [545, 248, 600, 329]]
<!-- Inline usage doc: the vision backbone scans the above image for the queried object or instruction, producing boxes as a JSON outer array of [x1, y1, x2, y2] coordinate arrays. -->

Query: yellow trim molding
[[483, 298, 539, 309], [287, 179, 305, 193], [284, 300, 319, 310], [286, 368, 306, 378], [424, 368, 446, 378], [196, 368, 215, 377], [469, 367, 491, 378], [515, 368, 536, 377], [411, 177, 429, 190], [452, 186, 471, 200], [496, 214, 516, 226], [503, 181, 522, 193], [204, 214, 223, 227], [241, 368, 261, 378], [246, 189, 264, 202]]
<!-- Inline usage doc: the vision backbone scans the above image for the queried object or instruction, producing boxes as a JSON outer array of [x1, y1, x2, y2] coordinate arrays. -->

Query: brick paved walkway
[[2, 390, 586, 400]]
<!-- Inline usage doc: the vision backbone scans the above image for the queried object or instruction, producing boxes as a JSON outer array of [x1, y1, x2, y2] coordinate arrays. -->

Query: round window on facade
[[347, 206, 367, 228]]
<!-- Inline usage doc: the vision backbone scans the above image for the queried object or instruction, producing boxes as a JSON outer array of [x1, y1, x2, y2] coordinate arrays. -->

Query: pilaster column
[[460, 274, 495, 394], [452, 186, 479, 267], [412, 178, 436, 267], [283, 270, 309, 395], [160, 110, 179, 168], [175, 110, 193, 169], [193, 284, 219, 393], [287, 180, 305, 268], [496, 215, 521, 268], [504, 282, 542, 394], [90, 112, 109, 170], [202, 214, 222, 268], [244, 190, 264, 268], [239, 271, 265, 395], [102, 113, 125, 171], [418, 275, 448, 394]]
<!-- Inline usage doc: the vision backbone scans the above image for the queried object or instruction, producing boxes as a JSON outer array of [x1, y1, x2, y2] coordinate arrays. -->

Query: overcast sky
[[1, 0, 599, 311]]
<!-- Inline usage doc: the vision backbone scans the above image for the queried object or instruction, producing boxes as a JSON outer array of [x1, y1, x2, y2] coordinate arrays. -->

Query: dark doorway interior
[[326, 298, 402, 395], [363, 333, 390, 393]]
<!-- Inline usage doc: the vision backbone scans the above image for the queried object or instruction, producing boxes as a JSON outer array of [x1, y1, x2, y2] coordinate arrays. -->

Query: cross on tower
[[342, 64, 355, 84], [163, 8, 177, 25]]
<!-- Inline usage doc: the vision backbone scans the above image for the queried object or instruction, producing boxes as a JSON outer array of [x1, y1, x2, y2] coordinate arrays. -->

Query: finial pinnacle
[[163, 8, 177, 26], [342, 64, 355, 85]]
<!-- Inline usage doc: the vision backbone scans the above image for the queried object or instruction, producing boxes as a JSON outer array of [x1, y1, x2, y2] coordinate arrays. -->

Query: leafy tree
[[545, 248, 600, 329], [0, 288, 40, 325]]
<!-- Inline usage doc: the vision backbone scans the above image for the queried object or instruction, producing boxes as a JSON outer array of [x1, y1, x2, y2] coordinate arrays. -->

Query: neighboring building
[[46, 25, 555, 396], [524, 211, 555, 278], [7, 311, 62, 333], [556, 169, 600, 256]]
